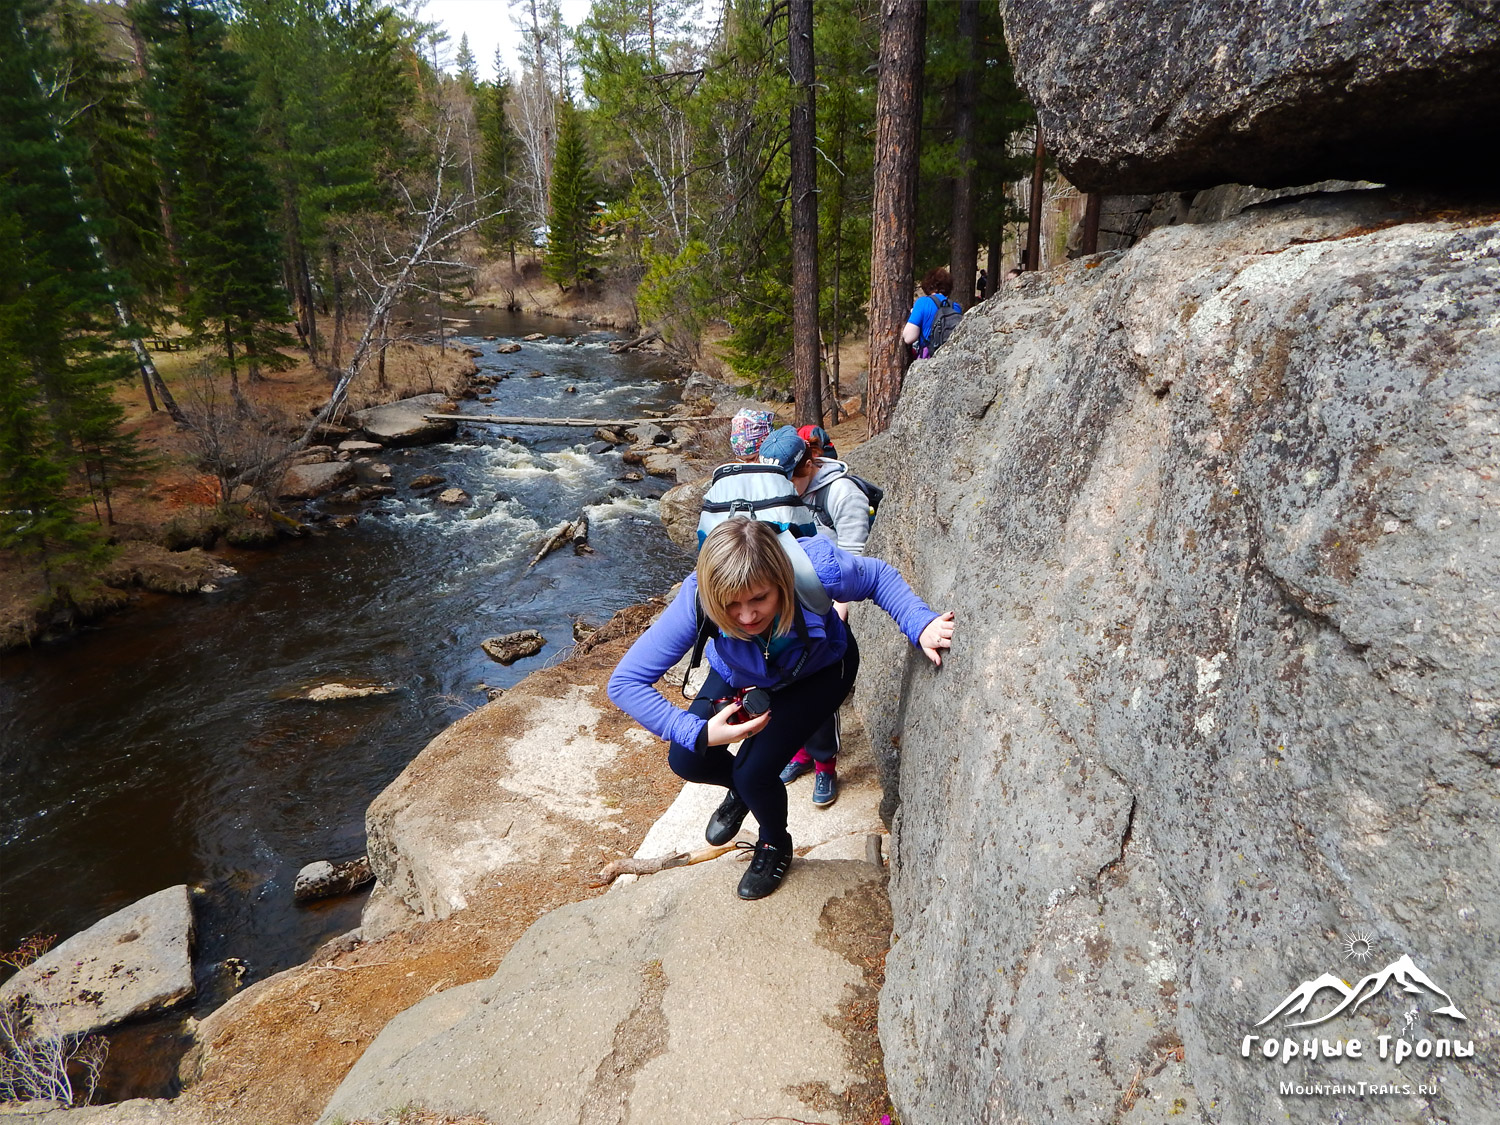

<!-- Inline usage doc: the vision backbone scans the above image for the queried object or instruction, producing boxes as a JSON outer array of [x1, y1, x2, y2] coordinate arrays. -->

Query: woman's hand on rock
[[919, 611, 955, 666], [705, 700, 772, 746]]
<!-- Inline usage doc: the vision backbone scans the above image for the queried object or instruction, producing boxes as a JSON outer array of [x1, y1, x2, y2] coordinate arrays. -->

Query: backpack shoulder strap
[[711, 462, 782, 482], [682, 595, 716, 699], [777, 530, 833, 616]]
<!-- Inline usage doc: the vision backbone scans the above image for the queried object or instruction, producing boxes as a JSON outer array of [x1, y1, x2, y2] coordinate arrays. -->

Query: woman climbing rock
[[607, 517, 954, 899]]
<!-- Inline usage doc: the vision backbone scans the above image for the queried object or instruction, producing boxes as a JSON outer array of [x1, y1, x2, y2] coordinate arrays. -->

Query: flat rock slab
[[0, 885, 195, 1039], [366, 661, 645, 920], [624, 706, 885, 873], [318, 858, 881, 1125], [12, 1098, 212, 1124], [351, 393, 458, 446], [278, 461, 354, 501]]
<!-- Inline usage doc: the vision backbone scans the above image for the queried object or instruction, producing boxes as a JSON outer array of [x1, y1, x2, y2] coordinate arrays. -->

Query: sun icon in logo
[[1343, 931, 1376, 962]]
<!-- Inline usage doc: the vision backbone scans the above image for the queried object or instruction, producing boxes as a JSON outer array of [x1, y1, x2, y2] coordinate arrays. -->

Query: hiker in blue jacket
[[606, 517, 955, 900], [902, 266, 961, 359]]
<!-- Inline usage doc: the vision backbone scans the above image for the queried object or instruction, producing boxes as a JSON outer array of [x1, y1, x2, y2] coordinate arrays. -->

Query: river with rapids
[[0, 309, 694, 1097]]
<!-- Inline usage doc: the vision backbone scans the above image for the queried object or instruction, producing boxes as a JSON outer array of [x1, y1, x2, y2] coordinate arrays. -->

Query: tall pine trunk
[[866, 0, 925, 436], [949, 0, 979, 311], [126, 15, 188, 307], [329, 236, 345, 368], [1026, 127, 1045, 271], [789, 0, 821, 427]]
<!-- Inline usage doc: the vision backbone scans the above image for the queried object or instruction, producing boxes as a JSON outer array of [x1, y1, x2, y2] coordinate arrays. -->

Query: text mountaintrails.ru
[[1278, 1081, 1442, 1098]]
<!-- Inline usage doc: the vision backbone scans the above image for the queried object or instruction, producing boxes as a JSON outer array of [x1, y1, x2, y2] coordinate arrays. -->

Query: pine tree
[[0, 2, 133, 583], [53, 0, 171, 329], [455, 33, 478, 87], [478, 64, 529, 264], [136, 0, 291, 389], [544, 101, 600, 290]]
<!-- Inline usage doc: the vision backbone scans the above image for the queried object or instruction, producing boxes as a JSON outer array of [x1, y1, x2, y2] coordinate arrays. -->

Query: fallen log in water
[[528, 521, 575, 569], [422, 413, 692, 428], [608, 330, 661, 353]]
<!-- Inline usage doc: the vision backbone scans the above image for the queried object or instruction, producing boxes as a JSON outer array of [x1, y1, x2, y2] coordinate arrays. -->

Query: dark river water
[[0, 309, 693, 1096]]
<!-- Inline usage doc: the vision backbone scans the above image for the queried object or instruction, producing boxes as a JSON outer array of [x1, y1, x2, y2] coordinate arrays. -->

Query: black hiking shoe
[[705, 789, 750, 846], [736, 840, 793, 899]]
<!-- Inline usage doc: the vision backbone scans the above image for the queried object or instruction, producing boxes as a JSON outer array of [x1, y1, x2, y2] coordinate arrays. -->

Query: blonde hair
[[696, 518, 796, 641]]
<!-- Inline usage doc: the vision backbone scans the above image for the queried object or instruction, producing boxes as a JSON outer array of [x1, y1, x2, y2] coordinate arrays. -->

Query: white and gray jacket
[[802, 459, 871, 555]]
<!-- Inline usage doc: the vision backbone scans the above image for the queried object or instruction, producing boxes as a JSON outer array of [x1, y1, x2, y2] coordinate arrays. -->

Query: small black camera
[[736, 687, 771, 721]]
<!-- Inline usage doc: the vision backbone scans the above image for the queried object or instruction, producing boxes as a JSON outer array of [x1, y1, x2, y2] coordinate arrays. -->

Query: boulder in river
[[279, 461, 355, 501], [293, 857, 375, 904], [350, 393, 457, 447], [293, 681, 397, 702], [436, 487, 470, 506], [642, 449, 688, 479], [290, 445, 336, 466], [481, 629, 545, 665], [0, 885, 195, 1039], [353, 461, 393, 485], [628, 421, 672, 446]]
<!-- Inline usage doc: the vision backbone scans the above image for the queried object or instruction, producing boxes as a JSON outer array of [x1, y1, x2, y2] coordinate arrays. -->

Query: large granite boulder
[[350, 393, 458, 446], [317, 859, 885, 1125], [658, 476, 710, 552], [1000, 0, 1500, 192], [0, 885, 195, 1038], [849, 191, 1498, 1124], [278, 460, 354, 501]]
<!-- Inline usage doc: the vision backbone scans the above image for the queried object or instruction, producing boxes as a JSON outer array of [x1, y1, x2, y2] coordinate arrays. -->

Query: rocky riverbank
[[8, 585, 896, 1124], [0, 340, 477, 653]]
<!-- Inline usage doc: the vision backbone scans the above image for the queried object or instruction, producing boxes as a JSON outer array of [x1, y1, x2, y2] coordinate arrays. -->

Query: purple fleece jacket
[[606, 535, 941, 750]]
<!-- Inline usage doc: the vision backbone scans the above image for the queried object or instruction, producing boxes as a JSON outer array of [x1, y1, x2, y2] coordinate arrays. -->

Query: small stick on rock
[[592, 842, 737, 886]]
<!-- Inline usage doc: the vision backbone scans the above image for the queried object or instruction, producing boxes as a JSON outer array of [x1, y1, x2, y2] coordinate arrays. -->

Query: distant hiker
[[797, 423, 837, 461], [976, 269, 988, 301], [607, 517, 954, 899], [902, 267, 963, 359], [729, 407, 775, 461]]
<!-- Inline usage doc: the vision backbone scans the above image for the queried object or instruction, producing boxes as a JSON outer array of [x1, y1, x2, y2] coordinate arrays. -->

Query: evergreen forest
[[1, 0, 1035, 600]]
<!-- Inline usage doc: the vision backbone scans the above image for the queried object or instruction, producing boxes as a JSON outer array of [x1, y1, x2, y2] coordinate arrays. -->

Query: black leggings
[[668, 633, 860, 850]]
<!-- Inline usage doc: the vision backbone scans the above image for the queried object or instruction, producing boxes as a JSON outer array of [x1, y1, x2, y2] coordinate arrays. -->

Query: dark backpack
[[926, 294, 963, 354], [806, 466, 884, 529]]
